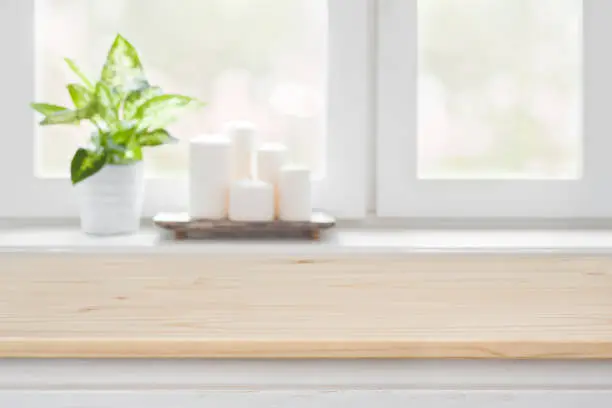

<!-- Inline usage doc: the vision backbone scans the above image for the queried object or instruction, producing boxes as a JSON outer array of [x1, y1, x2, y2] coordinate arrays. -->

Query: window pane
[[418, 0, 581, 179], [35, 0, 327, 177]]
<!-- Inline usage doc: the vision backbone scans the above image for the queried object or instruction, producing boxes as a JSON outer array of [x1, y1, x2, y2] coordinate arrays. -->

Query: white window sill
[[2, 224, 612, 254]]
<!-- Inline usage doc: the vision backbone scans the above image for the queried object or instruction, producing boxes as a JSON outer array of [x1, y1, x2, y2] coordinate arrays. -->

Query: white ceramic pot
[[75, 163, 145, 235]]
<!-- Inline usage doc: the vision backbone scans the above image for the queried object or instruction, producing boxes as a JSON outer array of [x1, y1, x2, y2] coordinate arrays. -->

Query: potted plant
[[31, 34, 202, 235]]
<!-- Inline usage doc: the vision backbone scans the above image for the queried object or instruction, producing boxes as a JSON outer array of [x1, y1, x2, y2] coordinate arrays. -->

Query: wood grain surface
[[153, 212, 335, 240], [1, 253, 612, 359]]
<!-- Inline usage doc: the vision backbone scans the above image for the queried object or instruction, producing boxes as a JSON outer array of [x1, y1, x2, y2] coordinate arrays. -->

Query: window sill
[[3, 224, 612, 254], [2, 225, 612, 360]]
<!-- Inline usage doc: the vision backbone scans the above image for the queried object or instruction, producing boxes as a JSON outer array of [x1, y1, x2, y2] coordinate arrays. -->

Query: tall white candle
[[278, 166, 311, 221], [229, 180, 275, 222], [258, 143, 287, 219], [225, 121, 256, 180], [189, 135, 231, 219]]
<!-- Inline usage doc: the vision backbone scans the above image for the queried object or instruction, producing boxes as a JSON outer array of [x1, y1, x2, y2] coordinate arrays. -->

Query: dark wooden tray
[[154, 212, 336, 240]]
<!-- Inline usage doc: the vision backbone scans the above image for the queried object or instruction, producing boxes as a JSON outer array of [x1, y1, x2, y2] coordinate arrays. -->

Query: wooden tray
[[154, 212, 336, 240]]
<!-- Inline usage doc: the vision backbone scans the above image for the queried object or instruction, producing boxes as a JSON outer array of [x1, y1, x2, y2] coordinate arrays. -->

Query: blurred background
[[35, 0, 327, 178], [418, 0, 582, 179], [36, 0, 582, 181]]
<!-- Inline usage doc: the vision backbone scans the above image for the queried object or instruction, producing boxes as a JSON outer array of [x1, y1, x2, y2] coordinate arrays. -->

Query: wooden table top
[[1, 253, 612, 359]]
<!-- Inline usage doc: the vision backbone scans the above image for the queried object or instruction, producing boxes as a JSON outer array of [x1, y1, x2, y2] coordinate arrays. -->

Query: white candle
[[225, 121, 256, 180], [278, 166, 311, 221], [189, 135, 232, 219], [229, 180, 275, 222], [257, 143, 287, 184], [257, 143, 287, 219]]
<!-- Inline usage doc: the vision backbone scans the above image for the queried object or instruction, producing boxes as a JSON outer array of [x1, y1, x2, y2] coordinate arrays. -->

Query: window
[[0, 0, 369, 218], [36, 0, 328, 178], [377, 0, 609, 219], [418, 0, 581, 181], [3, 1, 602, 222]]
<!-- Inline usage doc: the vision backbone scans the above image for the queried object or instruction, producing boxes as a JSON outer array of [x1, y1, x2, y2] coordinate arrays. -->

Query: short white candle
[[189, 135, 232, 219], [225, 121, 256, 180], [229, 179, 275, 222], [278, 166, 311, 222]]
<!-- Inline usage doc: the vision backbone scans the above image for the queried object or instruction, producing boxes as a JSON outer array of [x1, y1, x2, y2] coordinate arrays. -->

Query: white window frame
[[376, 0, 612, 219], [0, 0, 370, 219]]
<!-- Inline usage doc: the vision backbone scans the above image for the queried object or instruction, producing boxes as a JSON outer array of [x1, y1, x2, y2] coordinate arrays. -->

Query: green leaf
[[135, 94, 203, 130], [110, 126, 137, 146], [101, 34, 147, 94], [64, 58, 94, 90], [123, 85, 163, 120], [40, 106, 93, 126], [126, 135, 143, 161], [31, 103, 69, 117], [70, 148, 107, 185], [139, 129, 178, 146], [95, 81, 119, 125], [67, 84, 94, 109]]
